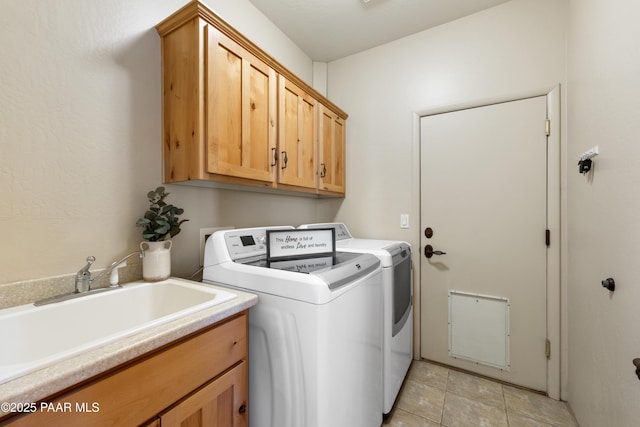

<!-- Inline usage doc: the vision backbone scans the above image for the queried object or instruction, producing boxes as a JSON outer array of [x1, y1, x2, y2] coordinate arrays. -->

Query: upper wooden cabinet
[[156, 1, 347, 197]]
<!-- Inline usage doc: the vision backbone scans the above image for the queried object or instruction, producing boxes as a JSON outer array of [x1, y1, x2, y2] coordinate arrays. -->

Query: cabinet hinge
[[545, 119, 551, 137], [545, 229, 550, 247], [546, 339, 551, 359]]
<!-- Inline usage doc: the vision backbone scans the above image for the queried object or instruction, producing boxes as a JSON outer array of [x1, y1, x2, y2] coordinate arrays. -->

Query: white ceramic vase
[[140, 240, 172, 282]]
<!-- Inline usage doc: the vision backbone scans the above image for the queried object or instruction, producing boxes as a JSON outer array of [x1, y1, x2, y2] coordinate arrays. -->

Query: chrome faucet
[[35, 252, 142, 306], [74, 252, 142, 293]]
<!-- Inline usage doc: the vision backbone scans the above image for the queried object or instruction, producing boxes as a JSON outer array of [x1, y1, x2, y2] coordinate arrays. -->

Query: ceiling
[[248, 0, 511, 62]]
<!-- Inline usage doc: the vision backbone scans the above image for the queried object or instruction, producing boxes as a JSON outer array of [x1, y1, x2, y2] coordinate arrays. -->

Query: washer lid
[[238, 252, 380, 290], [312, 252, 380, 289]]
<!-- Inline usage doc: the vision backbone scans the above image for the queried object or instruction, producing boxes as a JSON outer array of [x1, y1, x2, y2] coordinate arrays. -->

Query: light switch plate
[[400, 214, 409, 229], [579, 145, 599, 161]]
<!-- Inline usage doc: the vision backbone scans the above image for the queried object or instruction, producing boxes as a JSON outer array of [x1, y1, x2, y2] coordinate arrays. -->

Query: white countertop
[[0, 279, 257, 417]]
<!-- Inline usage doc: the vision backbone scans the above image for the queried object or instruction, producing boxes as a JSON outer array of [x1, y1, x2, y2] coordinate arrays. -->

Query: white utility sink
[[0, 278, 237, 385]]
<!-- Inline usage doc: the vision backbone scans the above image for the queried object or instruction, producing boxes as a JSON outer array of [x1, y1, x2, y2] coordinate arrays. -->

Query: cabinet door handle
[[238, 404, 247, 414], [271, 148, 278, 167], [320, 163, 327, 178], [281, 151, 288, 169]]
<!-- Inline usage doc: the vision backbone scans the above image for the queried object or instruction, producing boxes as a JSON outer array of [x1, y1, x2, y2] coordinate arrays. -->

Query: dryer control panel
[[298, 222, 352, 240]]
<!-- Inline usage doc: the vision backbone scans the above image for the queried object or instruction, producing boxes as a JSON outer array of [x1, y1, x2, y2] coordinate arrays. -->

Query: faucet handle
[[75, 256, 95, 293], [78, 256, 96, 276]]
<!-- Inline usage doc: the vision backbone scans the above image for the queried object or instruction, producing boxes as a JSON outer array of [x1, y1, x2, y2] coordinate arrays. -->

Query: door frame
[[410, 86, 562, 400]]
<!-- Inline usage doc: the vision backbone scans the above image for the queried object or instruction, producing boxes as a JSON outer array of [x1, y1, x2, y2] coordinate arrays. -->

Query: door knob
[[424, 244, 446, 259]]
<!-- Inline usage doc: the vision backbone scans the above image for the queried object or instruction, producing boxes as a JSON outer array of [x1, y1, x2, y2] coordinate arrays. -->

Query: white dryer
[[299, 222, 413, 414], [203, 226, 383, 427]]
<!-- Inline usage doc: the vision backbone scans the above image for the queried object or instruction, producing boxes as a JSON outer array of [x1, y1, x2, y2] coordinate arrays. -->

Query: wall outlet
[[199, 227, 234, 266]]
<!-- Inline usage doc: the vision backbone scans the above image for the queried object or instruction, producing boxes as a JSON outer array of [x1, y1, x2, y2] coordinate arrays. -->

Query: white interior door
[[420, 96, 549, 392]]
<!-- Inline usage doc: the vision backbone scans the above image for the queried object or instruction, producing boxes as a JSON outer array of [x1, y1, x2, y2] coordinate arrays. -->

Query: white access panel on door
[[448, 291, 510, 371]]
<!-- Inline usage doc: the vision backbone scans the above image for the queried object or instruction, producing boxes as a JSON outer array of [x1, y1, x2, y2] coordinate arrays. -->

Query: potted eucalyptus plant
[[136, 187, 188, 281]]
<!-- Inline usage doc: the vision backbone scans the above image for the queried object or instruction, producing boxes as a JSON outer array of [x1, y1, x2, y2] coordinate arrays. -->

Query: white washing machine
[[202, 226, 383, 427], [299, 222, 413, 414]]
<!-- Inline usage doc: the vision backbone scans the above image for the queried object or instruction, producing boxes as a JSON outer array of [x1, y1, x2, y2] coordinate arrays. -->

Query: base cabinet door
[[160, 362, 248, 427]]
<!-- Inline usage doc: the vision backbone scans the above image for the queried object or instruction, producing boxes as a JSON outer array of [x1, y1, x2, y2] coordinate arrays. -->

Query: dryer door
[[392, 248, 412, 337]]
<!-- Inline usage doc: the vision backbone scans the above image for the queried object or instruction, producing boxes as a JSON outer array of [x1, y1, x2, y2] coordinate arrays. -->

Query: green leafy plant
[[136, 187, 188, 241]]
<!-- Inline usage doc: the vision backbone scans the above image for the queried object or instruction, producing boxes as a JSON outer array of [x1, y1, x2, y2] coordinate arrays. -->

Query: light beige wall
[[0, 0, 332, 284], [566, 0, 640, 425], [327, 0, 567, 243], [326, 0, 568, 386]]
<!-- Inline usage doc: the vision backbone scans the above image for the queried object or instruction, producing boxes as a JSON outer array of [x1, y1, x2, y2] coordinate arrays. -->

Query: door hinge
[[546, 339, 551, 359], [545, 229, 550, 247], [545, 119, 551, 137]]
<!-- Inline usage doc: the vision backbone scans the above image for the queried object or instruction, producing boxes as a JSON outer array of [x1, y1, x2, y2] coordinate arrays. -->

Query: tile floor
[[383, 360, 578, 427]]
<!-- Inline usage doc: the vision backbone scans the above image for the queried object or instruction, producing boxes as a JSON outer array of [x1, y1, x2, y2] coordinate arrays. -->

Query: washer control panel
[[223, 227, 294, 261]]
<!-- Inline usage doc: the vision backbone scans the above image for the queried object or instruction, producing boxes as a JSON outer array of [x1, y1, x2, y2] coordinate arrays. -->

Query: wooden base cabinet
[[152, 362, 247, 427], [156, 1, 348, 197], [1, 313, 249, 427]]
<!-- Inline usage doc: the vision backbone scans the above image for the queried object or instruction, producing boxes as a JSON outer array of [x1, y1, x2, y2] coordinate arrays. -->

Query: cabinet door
[[318, 105, 346, 194], [278, 76, 317, 189], [206, 25, 277, 183], [161, 361, 248, 427]]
